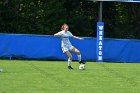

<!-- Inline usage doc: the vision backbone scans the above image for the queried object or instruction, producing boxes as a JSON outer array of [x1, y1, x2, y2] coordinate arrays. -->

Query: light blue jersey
[[57, 30, 74, 52], [58, 31, 73, 46]]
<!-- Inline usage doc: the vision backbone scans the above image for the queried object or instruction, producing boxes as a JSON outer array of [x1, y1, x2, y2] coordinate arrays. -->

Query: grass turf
[[0, 60, 140, 93]]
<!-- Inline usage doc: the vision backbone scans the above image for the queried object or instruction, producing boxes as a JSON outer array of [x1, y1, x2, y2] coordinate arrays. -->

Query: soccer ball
[[79, 64, 85, 70]]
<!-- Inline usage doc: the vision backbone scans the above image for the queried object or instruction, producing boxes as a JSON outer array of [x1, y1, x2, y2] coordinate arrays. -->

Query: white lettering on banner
[[99, 36, 102, 40], [98, 56, 102, 60], [99, 31, 103, 35], [97, 23, 104, 61], [99, 41, 102, 45], [99, 51, 102, 55], [99, 46, 102, 50], [98, 26, 104, 30]]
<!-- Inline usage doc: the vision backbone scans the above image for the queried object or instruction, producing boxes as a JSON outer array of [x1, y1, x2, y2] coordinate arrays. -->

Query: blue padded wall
[[0, 34, 140, 63]]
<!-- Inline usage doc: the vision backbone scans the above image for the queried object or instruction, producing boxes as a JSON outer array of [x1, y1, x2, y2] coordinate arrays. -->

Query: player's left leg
[[71, 47, 85, 64]]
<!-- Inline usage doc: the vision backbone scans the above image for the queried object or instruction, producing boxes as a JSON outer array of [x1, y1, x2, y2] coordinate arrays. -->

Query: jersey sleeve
[[57, 31, 63, 36], [68, 31, 73, 37]]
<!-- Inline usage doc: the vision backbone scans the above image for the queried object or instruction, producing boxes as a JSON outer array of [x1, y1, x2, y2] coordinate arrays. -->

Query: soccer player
[[54, 23, 85, 69]]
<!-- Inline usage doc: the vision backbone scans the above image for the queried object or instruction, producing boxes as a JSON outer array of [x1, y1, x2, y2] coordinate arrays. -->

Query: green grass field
[[0, 60, 140, 93]]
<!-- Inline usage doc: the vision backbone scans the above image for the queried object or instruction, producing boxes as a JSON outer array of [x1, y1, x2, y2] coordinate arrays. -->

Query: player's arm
[[54, 32, 62, 36], [72, 36, 84, 40]]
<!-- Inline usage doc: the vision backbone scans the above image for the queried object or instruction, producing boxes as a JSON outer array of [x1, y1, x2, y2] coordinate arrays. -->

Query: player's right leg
[[62, 47, 73, 69], [65, 51, 73, 70]]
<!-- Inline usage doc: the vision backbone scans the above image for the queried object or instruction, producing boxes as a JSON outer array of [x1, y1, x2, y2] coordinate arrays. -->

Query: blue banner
[[0, 34, 140, 63], [96, 22, 104, 62], [0, 34, 96, 61]]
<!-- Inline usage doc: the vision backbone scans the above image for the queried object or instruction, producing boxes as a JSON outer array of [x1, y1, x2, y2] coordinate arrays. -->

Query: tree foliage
[[0, 0, 140, 39]]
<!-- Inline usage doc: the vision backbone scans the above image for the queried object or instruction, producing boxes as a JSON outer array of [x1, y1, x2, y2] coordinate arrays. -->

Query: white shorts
[[62, 45, 74, 53]]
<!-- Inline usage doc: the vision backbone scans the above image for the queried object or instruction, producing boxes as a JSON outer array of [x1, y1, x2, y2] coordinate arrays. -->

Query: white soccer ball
[[79, 64, 85, 70]]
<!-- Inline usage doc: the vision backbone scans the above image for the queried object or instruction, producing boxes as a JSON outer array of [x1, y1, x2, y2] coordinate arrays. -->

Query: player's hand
[[79, 38, 84, 40]]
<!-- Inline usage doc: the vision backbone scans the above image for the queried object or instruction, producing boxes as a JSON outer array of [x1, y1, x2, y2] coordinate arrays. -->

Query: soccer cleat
[[68, 66, 73, 70], [79, 61, 86, 64]]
